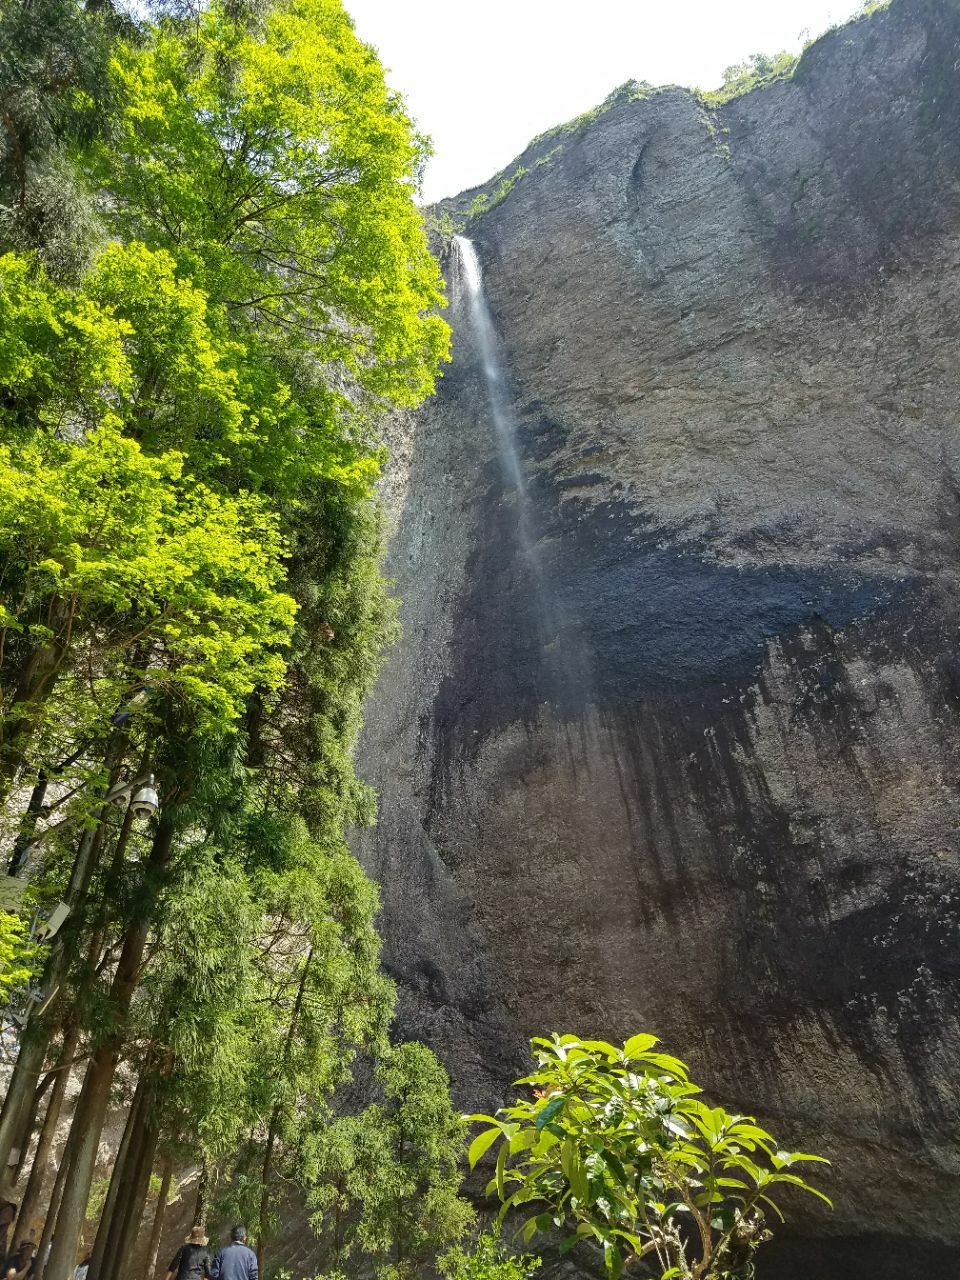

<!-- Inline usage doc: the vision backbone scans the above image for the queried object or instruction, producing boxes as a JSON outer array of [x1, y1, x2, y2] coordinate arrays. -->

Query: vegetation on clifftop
[[458, 0, 896, 225]]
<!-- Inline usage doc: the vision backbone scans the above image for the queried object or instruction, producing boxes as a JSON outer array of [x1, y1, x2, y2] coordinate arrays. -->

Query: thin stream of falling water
[[452, 235, 591, 708], [453, 235, 526, 493]]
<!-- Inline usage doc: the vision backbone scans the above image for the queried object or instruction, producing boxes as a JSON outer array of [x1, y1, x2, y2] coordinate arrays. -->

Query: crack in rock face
[[356, 2, 960, 1276]]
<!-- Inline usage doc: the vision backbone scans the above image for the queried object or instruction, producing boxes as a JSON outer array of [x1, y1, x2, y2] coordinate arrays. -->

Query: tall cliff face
[[356, 1, 960, 1274]]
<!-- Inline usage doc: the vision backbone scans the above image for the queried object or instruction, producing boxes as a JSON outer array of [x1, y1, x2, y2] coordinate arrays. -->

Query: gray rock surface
[[356, 1, 960, 1274]]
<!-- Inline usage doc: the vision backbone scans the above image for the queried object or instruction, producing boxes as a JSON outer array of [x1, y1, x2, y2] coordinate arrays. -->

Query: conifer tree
[[0, 0, 122, 278], [305, 1043, 474, 1280]]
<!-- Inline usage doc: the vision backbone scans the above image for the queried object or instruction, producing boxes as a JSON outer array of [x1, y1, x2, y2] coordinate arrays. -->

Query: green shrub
[[701, 51, 798, 105], [442, 1231, 540, 1280], [469, 1033, 830, 1280]]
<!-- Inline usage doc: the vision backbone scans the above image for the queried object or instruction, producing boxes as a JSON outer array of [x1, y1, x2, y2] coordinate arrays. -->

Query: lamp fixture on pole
[[105, 772, 159, 818]]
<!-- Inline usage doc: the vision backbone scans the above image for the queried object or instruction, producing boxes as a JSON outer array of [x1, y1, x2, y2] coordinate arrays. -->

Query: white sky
[[346, 0, 865, 203]]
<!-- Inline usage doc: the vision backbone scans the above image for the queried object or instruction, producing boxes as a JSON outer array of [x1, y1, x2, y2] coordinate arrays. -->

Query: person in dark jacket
[[209, 1227, 257, 1280], [166, 1227, 211, 1280], [3, 1240, 35, 1280]]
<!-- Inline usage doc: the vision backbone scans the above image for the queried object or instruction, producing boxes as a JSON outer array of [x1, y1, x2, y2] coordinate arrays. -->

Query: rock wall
[[356, 1, 960, 1274]]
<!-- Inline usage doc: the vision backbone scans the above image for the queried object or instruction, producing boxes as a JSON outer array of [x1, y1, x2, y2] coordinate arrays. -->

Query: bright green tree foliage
[[0, 911, 34, 1001], [470, 1035, 831, 1280], [0, 423, 294, 722], [1, 0, 449, 771], [0, 240, 298, 781], [0, 3, 458, 1276], [89, 0, 448, 425]]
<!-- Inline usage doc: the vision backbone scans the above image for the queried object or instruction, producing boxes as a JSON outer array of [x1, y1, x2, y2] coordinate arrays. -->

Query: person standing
[[209, 1227, 257, 1280], [165, 1228, 212, 1280]]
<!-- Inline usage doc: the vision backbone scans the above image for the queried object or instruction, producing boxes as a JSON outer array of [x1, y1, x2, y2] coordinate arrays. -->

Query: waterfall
[[452, 235, 526, 494], [451, 234, 591, 711]]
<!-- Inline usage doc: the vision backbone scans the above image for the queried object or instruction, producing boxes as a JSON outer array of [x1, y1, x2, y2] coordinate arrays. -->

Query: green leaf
[[579, 1038, 620, 1058], [623, 1034, 659, 1058], [535, 1094, 566, 1129], [775, 1150, 831, 1167], [603, 1241, 623, 1279], [757, 1194, 786, 1222], [509, 1128, 538, 1154], [599, 1148, 629, 1187], [495, 1137, 508, 1201], [611, 1230, 644, 1254], [520, 1214, 540, 1244], [644, 1052, 690, 1078], [468, 1126, 501, 1169]]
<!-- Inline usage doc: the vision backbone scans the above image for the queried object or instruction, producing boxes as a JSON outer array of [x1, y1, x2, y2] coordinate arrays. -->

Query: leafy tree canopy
[[0, 910, 35, 1001], [89, 0, 449, 416]]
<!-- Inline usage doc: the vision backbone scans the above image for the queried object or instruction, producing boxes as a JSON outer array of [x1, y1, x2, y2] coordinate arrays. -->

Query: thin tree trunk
[[0, 1030, 46, 1182], [105, 1112, 159, 1280], [0, 744, 131, 1172], [11, 1069, 55, 1182], [192, 1166, 208, 1231], [39, 968, 138, 1280], [255, 1107, 281, 1277], [0, 602, 74, 803], [32, 1118, 75, 1280], [145, 1160, 173, 1280], [255, 947, 314, 1275], [41, 815, 176, 1280], [331, 1177, 345, 1268], [15, 1024, 81, 1236], [88, 1073, 150, 1280], [9, 737, 101, 876], [8, 770, 49, 875]]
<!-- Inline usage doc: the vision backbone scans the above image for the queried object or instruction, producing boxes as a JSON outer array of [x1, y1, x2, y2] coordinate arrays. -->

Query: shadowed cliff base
[[357, 0, 960, 1273], [759, 1229, 960, 1280]]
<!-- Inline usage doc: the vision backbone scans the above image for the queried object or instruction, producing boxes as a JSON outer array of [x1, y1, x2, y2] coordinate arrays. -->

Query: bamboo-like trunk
[[0, 734, 131, 1173], [39, 949, 143, 1280], [41, 816, 176, 1280], [15, 1024, 81, 1236], [32, 1117, 75, 1280], [11, 1069, 55, 1182], [106, 1114, 159, 1280], [88, 1073, 150, 1280], [0, 1030, 51, 1181], [145, 1160, 173, 1280]]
